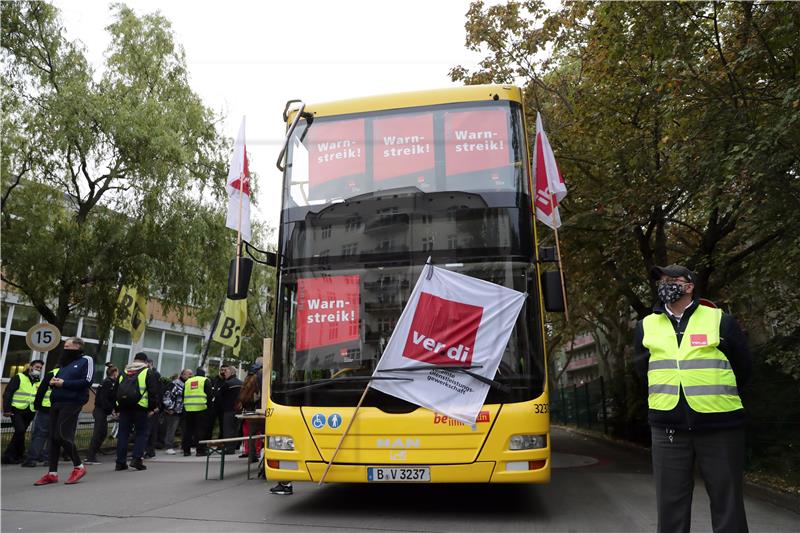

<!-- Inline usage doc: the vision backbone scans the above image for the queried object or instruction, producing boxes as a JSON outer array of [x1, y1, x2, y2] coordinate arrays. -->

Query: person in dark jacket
[[633, 265, 752, 533], [219, 366, 243, 453], [23, 365, 59, 466], [208, 368, 225, 440], [2, 360, 43, 464], [162, 368, 192, 454], [144, 357, 163, 458], [84, 364, 119, 464], [114, 352, 159, 471], [34, 338, 93, 486]]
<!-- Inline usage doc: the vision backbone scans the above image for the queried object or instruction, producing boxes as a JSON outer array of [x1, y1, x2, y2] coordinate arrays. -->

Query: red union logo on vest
[[402, 292, 483, 366], [690, 334, 708, 346], [191, 381, 199, 389]]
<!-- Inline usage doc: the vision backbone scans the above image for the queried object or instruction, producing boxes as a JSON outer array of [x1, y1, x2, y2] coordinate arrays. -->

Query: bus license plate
[[367, 467, 430, 482]]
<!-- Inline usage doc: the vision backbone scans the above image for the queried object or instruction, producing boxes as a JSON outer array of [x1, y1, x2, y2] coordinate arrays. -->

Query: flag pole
[[318, 383, 371, 485], [547, 194, 570, 322], [235, 183, 243, 296]]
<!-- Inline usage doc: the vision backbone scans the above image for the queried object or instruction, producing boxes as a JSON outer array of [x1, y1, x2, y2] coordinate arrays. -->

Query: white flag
[[225, 116, 251, 242], [371, 265, 525, 425], [533, 112, 567, 229]]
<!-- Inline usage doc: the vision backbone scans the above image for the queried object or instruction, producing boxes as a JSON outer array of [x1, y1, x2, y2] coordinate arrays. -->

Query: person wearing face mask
[[34, 338, 94, 485], [162, 368, 192, 455], [22, 364, 61, 467], [2, 360, 44, 464], [634, 264, 752, 533]]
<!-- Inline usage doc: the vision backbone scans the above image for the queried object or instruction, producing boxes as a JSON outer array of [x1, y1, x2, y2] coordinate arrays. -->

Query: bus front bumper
[[265, 459, 550, 484]]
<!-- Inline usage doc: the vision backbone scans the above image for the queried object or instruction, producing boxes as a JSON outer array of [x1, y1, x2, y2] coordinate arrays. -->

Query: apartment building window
[[321, 225, 332, 239]]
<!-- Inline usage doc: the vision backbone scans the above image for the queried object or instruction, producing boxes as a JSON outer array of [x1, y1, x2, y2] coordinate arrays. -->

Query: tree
[[1, 2, 237, 346], [452, 1, 800, 411]]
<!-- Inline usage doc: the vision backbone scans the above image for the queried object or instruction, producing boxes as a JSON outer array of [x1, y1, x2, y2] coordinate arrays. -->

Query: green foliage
[[454, 1, 800, 382], [1, 2, 244, 342]]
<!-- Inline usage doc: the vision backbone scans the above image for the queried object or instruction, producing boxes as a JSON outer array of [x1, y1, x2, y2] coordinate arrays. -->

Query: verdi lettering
[[410, 331, 471, 363]]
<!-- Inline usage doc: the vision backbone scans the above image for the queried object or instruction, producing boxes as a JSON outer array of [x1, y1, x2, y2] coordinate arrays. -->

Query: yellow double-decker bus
[[265, 84, 561, 484]]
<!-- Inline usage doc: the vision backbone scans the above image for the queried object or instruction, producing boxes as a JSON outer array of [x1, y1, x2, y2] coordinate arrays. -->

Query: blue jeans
[[25, 411, 50, 463], [115, 409, 150, 464]]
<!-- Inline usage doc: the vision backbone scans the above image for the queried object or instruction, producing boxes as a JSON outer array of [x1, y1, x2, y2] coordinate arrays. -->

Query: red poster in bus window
[[444, 109, 509, 176], [296, 275, 360, 351], [307, 119, 366, 187], [373, 113, 435, 181]]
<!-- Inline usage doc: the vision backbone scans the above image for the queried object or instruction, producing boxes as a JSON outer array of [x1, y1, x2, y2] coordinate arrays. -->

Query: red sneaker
[[64, 467, 86, 484], [34, 473, 59, 486]]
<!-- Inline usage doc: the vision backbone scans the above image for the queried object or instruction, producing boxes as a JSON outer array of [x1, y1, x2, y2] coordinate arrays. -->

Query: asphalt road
[[1, 427, 797, 532]]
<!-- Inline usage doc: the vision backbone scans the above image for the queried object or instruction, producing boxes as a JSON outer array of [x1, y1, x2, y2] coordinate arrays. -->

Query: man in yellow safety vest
[[2, 360, 44, 464], [634, 264, 752, 533], [182, 368, 212, 456]]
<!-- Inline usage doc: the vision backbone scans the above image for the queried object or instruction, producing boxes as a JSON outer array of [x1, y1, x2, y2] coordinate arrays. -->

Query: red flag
[[225, 116, 251, 242], [533, 112, 567, 229]]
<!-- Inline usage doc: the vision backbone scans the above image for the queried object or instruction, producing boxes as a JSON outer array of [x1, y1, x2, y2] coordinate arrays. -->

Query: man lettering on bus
[[634, 264, 751, 533]]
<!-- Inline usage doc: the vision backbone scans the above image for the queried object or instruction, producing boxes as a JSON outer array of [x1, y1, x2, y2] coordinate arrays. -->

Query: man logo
[[376, 438, 420, 449], [389, 450, 407, 461]]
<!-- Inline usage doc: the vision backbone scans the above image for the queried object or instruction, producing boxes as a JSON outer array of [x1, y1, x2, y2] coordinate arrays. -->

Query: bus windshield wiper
[[282, 376, 413, 395], [377, 365, 511, 394]]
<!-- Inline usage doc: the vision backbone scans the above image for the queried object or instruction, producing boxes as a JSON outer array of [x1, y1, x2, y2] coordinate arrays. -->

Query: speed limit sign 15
[[26, 323, 62, 352]]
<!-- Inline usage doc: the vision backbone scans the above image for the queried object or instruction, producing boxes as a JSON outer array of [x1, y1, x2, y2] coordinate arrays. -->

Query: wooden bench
[[198, 435, 265, 480]]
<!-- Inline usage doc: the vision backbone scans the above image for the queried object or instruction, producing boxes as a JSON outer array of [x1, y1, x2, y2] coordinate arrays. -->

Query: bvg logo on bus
[[402, 292, 483, 366]]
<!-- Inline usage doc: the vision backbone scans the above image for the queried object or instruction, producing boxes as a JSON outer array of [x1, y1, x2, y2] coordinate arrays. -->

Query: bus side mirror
[[541, 270, 565, 313]]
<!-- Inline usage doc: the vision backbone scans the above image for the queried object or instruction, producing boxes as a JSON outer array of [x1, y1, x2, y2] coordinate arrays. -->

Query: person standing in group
[[114, 352, 159, 471], [238, 359, 263, 460], [2, 360, 44, 464], [208, 367, 225, 440], [182, 368, 211, 456], [634, 264, 752, 533], [23, 364, 59, 467], [84, 364, 118, 464], [34, 338, 93, 486], [219, 366, 242, 454], [144, 357, 163, 459], [162, 368, 192, 455]]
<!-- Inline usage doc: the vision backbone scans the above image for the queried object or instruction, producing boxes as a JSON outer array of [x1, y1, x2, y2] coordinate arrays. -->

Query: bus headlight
[[268, 435, 295, 450], [509, 434, 547, 450]]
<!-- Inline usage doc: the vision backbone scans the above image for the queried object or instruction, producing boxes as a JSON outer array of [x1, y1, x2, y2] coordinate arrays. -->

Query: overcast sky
[[53, 0, 490, 241]]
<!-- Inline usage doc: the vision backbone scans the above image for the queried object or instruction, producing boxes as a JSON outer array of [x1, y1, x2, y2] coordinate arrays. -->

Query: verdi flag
[[212, 298, 248, 356], [533, 112, 567, 229], [371, 265, 525, 425], [225, 116, 252, 243], [115, 286, 147, 342]]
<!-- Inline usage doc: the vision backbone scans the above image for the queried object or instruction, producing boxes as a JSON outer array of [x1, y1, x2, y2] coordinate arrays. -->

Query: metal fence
[[1, 414, 110, 453], [551, 377, 614, 434]]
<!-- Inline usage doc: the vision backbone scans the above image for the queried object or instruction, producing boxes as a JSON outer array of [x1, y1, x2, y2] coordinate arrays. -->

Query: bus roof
[[289, 84, 523, 121]]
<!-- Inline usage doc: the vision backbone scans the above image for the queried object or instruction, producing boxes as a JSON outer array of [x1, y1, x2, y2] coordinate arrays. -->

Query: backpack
[[117, 369, 145, 408]]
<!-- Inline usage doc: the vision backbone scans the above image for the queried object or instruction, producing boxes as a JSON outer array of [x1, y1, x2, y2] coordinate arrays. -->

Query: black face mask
[[657, 282, 685, 304], [60, 348, 82, 365]]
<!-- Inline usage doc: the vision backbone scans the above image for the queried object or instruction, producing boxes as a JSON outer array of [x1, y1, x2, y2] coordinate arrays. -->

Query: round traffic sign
[[26, 323, 61, 352]]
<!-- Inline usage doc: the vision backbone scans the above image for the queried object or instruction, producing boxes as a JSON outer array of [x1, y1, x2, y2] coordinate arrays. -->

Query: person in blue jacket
[[34, 337, 94, 486]]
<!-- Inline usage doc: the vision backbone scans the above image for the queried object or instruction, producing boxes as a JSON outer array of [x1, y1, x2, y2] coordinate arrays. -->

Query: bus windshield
[[273, 97, 545, 409]]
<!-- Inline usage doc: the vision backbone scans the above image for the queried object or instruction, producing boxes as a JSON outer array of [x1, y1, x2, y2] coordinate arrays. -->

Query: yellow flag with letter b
[[212, 298, 248, 356], [115, 285, 148, 342]]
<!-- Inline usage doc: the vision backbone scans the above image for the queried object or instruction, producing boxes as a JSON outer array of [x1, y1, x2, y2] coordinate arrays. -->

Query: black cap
[[133, 352, 148, 362], [195, 367, 206, 377], [650, 264, 695, 283]]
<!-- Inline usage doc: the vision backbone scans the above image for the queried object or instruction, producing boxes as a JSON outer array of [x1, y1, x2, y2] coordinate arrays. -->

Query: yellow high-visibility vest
[[643, 305, 743, 413], [41, 368, 59, 408], [183, 376, 208, 412], [118, 368, 150, 409], [11, 373, 36, 411]]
